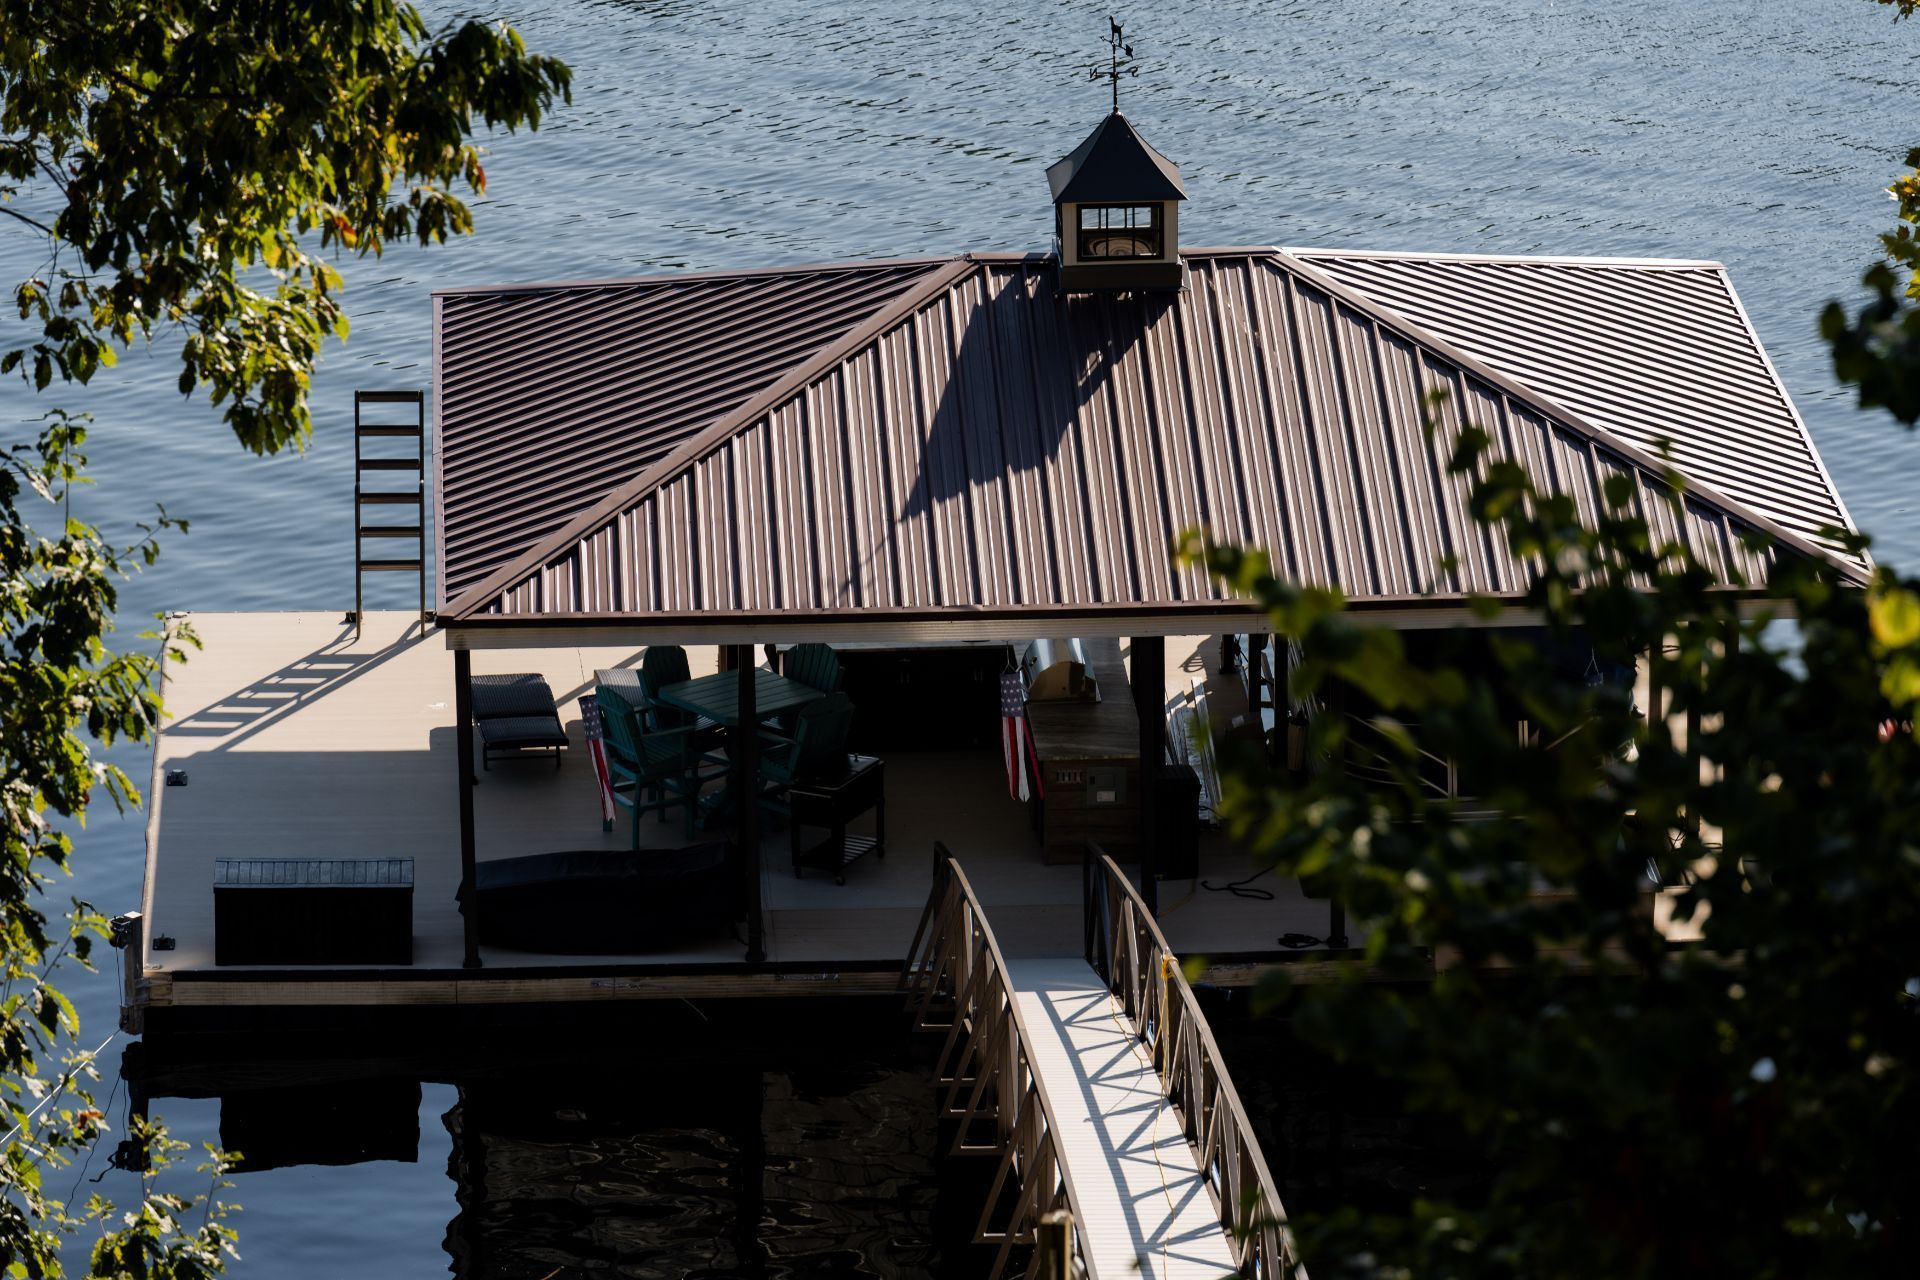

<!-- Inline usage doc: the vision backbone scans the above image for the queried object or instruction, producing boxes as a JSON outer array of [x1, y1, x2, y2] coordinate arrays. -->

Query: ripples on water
[[6, 1, 1919, 1274]]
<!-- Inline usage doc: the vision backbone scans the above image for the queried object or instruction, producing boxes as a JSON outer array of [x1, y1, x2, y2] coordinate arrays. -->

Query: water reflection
[[130, 1003, 955, 1279]]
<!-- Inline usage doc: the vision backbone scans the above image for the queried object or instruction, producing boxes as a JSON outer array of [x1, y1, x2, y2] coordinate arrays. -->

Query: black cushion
[[471, 844, 733, 954], [471, 673, 559, 721], [475, 714, 568, 748]]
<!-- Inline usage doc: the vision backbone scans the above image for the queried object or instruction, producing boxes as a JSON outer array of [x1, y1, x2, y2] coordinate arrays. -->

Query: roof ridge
[[442, 254, 983, 620], [429, 254, 961, 299], [1286, 245, 1725, 271], [1705, 265, 1869, 562], [1270, 248, 1869, 584]]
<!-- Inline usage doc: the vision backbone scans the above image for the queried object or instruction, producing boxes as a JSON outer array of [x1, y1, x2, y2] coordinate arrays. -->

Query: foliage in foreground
[[0, 3, 569, 1273], [1191, 410, 1918, 1277]]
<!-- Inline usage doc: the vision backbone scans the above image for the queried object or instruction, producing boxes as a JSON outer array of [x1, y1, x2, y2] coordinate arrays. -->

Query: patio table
[[653, 667, 827, 825], [655, 667, 825, 727]]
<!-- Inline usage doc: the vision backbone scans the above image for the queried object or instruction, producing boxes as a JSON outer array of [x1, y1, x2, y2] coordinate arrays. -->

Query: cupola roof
[[1046, 112, 1187, 204]]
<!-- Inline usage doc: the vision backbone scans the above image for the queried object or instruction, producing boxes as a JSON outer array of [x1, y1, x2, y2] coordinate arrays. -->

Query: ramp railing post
[[1035, 1210, 1074, 1280]]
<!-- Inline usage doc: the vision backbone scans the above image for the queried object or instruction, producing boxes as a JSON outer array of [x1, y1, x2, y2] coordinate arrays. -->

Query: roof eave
[[435, 587, 1810, 648]]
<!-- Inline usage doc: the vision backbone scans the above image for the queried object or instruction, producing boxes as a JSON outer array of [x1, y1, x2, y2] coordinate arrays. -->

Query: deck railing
[[903, 845, 1092, 1280], [1083, 843, 1309, 1280]]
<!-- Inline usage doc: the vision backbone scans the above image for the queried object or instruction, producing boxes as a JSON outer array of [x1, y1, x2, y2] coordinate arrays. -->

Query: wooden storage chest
[[1026, 639, 1139, 864]]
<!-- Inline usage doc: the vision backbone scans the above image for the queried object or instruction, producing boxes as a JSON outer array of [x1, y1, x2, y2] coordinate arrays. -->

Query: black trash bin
[[1153, 763, 1202, 881]]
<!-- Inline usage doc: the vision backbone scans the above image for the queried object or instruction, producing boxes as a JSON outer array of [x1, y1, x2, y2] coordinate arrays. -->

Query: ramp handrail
[[904, 845, 1094, 1280], [1083, 844, 1308, 1280]]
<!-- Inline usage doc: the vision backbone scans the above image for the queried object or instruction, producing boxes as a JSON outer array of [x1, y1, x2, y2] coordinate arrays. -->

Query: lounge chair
[[471, 673, 568, 770]]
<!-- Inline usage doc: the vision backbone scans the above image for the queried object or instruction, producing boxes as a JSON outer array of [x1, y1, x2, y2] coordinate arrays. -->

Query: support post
[[1035, 1209, 1074, 1280], [110, 911, 144, 1035], [454, 648, 480, 969], [1132, 635, 1165, 915], [735, 644, 766, 962], [1247, 632, 1267, 728], [1684, 623, 1702, 843]]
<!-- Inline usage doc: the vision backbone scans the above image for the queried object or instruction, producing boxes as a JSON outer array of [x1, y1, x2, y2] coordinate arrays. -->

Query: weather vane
[[1086, 16, 1138, 114]]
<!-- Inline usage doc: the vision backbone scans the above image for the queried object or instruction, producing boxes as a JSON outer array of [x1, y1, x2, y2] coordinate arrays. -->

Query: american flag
[[578, 696, 616, 828], [1000, 671, 1044, 802]]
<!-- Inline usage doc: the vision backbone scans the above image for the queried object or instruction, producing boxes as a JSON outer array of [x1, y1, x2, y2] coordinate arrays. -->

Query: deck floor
[[141, 613, 1343, 996], [1010, 958, 1239, 1280]]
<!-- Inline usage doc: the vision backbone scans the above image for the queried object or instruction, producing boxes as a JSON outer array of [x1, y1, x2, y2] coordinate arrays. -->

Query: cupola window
[[1077, 204, 1164, 260]]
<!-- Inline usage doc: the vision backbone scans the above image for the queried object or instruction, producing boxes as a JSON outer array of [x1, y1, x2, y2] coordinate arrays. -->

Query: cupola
[[1048, 22, 1186, 293], [1047, 111, 1187, 292]]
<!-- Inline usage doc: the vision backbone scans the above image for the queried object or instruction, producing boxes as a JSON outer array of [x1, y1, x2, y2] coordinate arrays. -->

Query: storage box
[[1027, 639, 1140, 864], [213, 858, 413, 966]]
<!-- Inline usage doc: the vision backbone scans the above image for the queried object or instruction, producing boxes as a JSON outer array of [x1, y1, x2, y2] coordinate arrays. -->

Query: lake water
[[7, 0, 1920, 1274]]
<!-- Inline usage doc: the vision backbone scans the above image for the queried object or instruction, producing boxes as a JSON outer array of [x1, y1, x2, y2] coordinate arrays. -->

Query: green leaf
[[1869, 585, 1920, 649]]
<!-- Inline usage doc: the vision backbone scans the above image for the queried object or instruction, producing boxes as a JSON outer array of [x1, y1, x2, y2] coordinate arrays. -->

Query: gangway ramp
[[905, 844, 1304, 1280], [1007, 957, 1238, 1279]]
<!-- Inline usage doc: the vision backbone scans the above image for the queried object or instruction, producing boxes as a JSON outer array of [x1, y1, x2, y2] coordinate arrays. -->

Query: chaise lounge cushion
[[474, 713, 570, 751], [469, 843, 733, 954], [470, 673, 568, 761], [471, 673, 561, 720]]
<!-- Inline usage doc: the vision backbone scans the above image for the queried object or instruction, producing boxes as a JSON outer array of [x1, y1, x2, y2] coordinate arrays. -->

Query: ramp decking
[[1007, 957, 1238, 1280]]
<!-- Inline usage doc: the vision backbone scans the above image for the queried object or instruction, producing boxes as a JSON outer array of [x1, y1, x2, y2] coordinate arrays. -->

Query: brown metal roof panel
[[432, 259, 951, 603], [456, 250, 1863, 628], [1294, 249, 1859, 560]]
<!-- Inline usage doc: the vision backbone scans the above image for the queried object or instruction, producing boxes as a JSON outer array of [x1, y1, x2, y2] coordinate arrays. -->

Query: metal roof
[[437, 248, 1865, 634], [1292, 248, 1861, 559], [1046, 112, 1188, 204], [431, 258, 950, 601]]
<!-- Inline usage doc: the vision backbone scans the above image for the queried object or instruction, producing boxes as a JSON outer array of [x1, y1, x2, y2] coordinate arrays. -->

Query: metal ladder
[[350, 389, 429, 639]]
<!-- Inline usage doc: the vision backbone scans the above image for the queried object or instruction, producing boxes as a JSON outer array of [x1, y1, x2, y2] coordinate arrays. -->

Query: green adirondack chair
[[757, 692, 856, 821], [782, 643, 843, 695], [637, 645, 726, 763], [596, 688, 722, 844]]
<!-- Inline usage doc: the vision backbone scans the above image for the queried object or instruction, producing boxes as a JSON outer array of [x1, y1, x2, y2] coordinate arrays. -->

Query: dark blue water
[[7, 0, 1920, 1273]]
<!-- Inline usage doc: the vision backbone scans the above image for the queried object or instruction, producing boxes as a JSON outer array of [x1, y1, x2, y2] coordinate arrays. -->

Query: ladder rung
[[358, 458, 422, 472], [356, 425, 423, 438], [359, 558, 423, 572], [356, 390, 423, 405], [359, 525, 423, 539], [357, 492, 422, 506]]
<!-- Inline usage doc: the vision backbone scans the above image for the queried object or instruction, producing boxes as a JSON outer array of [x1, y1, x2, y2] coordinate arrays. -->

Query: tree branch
[[0, 205, 54, 236]]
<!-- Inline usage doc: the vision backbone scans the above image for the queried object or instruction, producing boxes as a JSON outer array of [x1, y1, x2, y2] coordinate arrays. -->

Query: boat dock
[[128, 610, 1346, 1027]]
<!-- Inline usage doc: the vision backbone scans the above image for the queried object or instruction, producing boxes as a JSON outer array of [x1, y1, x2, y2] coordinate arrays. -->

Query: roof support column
[[454, 648, 481, 969], [1132, 635, 1165, 916], [734, 643, 767, 963]]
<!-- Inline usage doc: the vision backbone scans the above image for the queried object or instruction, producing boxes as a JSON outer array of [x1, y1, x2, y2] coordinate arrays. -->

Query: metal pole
[[1133, 635, 1165, 915], [1327, 900, 1349, 951], [416, 392, 427, 631], [1685, 623, 1702, 843], [454, 648, 480, 969], [736, 644, 766, 962], [1248, 632, 1267, 728], [352, 393, 363, 638]]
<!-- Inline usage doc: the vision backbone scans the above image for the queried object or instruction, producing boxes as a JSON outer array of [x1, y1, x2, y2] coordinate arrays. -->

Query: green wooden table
[[656, 667, 825, 727], [655, 668, 826, 824]]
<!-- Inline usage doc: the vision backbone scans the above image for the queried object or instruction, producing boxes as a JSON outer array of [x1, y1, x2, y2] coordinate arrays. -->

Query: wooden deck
[[135, 612, 1346, 1016], [1008, 958, 1239, 1280]]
